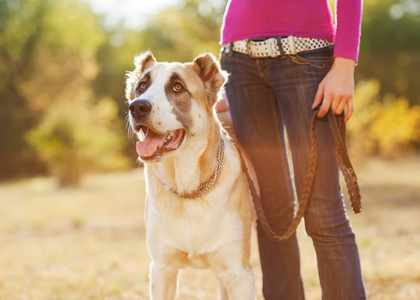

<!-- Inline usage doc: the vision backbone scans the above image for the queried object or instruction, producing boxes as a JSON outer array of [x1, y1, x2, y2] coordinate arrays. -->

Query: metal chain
[[163, 134, 225, 199]]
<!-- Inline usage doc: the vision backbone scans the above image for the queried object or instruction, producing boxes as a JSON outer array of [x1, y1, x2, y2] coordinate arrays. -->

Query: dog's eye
[[173, 83, 184, 92], [138, 82, 147, 92]]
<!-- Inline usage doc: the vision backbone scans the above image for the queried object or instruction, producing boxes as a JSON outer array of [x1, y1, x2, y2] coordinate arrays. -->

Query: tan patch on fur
[[192, 53, 227, 107], [125, 52, 156, 101], [161, 249, 189, 268]]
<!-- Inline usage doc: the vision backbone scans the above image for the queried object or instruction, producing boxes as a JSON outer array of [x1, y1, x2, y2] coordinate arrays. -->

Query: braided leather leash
[[230, 108, 362, 241], [328, 111, 362, 214]]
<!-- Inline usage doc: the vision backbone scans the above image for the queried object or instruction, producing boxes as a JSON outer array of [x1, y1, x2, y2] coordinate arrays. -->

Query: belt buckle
[[266, 38, 280, 58]]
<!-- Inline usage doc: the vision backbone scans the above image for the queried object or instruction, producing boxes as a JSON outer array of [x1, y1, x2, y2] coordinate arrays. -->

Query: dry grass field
[[0, 156, 419, 299]]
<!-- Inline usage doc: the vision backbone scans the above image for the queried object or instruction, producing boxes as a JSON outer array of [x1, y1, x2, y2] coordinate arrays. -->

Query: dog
[[125, 52, 256, 299]]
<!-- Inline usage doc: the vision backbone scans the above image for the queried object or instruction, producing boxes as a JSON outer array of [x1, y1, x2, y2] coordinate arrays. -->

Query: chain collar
[[161, 133, 226, 199]]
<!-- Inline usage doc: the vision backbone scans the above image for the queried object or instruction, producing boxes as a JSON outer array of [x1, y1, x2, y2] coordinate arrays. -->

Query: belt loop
[[246, 39, 252, 56], [288, 36, 297, 55], [228, 42, 233, 56], [276, 36, 285, 56]]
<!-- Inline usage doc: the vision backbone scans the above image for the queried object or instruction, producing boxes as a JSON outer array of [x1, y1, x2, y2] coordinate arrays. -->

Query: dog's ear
[[125, 52, 156, 101], [193, 53, 227, 106], [134, 51, 156, 72]]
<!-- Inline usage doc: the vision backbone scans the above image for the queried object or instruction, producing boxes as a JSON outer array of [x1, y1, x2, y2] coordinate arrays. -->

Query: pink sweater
[[220, 0, 362, 62]]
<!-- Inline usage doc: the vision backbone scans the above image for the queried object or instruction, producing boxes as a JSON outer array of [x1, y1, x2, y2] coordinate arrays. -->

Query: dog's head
[[125, 52, 227, 163]]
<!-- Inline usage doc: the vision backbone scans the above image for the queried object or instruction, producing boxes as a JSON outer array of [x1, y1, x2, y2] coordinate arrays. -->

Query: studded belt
[[225, 36, 333, 57]]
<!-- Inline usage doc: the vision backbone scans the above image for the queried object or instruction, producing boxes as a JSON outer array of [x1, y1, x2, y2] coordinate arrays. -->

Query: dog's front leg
[[216, 278, 229, 300], [214, 262, 255, 300], [150, 261, 179, 300]]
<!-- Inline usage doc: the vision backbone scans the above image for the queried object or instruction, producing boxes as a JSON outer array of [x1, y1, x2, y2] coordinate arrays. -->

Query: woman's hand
[[215, 91, 229, 113], [312, 57, 356, 122]]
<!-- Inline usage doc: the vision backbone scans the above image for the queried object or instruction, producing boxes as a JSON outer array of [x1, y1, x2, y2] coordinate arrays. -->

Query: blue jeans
[[220, 46, 366, 300]]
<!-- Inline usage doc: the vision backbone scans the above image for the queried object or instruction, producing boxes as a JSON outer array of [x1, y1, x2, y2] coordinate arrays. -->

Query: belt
[[226, 36, 333, 57]]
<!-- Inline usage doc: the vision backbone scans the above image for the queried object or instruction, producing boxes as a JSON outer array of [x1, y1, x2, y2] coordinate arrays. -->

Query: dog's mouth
[[135, 125, 185, 160]]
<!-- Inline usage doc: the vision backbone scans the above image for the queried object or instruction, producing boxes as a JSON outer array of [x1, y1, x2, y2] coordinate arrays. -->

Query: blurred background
[[0, 0, 419, 299], [1, 0, 420, 185]]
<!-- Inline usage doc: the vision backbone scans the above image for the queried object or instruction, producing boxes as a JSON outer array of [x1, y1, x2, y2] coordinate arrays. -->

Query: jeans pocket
[[290, 45, 334, 69]]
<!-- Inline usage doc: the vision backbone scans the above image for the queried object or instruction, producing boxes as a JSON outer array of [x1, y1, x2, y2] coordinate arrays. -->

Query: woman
[[217, 0, 366, 299]]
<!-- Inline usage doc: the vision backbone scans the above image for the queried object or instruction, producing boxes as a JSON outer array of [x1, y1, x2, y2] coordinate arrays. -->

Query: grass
[[0, 156, 419, 299]]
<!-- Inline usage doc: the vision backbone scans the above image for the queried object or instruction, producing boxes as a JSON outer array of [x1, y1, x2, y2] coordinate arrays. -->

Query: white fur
[[127, 54, 257, 300], [129, 65, 184, 134]]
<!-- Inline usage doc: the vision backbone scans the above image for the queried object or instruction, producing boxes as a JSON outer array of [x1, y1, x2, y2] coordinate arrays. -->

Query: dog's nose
[[129, 99, 152, 118]]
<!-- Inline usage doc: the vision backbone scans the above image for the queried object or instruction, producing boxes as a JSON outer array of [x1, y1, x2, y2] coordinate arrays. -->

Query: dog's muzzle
[[129, 99, 186, 161]]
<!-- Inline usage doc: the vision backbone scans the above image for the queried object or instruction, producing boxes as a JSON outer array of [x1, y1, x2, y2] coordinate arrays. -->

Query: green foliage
[[27, 96, 129, 187], [0, 0, 48, 179], [138, 0, 223, 62], [357, 0, 420, 106], [41, 0, 103, 53], [0, 0, 128, 185]]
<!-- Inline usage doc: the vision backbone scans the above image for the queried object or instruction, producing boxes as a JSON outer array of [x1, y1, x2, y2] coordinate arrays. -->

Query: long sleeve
[[334, 0, 363, 62]]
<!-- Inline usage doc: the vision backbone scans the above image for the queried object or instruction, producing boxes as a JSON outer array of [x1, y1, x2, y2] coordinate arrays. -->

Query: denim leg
[[267, 49, 366, 300], [220, 47, 365, 299], [221, 51, 305, 300]]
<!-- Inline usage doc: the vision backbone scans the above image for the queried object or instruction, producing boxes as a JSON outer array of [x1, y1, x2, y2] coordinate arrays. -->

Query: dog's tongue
[[136, 131, 167, 157]]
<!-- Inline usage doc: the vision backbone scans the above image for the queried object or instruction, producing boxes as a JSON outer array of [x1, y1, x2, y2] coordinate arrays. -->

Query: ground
[[0, 156, 419, 299]]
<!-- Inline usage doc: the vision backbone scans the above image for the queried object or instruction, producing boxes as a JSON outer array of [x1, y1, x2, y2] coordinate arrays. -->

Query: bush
[[27, 96, 129, 187], [347, 79, 420, 158]]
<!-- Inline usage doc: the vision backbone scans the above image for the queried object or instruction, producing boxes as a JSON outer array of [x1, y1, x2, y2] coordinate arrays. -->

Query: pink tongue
[[136, 131, 167, 157]]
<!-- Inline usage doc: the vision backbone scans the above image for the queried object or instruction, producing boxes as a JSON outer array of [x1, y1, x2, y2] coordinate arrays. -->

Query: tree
[[357, 0, 420, 106], [27, 96, 128, 187], [0, 0, 129, 185], [0, 0, 49, 179]]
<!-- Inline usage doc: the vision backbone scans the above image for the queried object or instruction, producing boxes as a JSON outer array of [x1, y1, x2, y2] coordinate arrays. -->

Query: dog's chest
[[148, 193, 240, 255]]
